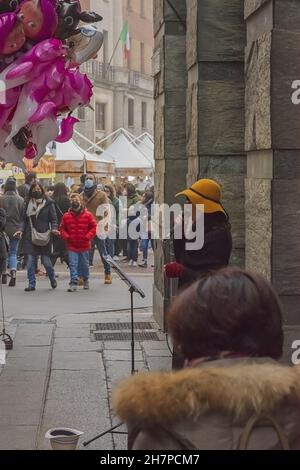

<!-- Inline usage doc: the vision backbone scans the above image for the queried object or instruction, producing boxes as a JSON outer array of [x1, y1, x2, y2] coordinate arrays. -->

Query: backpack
[[131, 414, 290, 451]]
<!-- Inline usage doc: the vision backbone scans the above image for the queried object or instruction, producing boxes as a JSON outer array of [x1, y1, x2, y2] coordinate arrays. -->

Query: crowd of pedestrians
[[0, 172, 155, 292]]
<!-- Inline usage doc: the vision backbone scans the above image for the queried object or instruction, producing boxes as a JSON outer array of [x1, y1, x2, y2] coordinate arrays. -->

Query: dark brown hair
[[167, 268, 284, 361], [104, 184, 116, 199], [28, 183, 45, 200], [53, 182, 68, 202]]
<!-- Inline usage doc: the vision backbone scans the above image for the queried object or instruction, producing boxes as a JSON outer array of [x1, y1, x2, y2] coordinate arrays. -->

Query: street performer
[[165, 178, 232, 368]]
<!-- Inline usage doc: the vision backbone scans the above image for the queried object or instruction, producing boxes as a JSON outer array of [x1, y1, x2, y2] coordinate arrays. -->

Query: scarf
[[84, 184, 97, 200], [27, 198, 46, 218]]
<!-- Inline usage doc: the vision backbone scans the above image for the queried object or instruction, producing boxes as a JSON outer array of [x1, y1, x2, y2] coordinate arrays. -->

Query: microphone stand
[[83, 256, 146, 448]]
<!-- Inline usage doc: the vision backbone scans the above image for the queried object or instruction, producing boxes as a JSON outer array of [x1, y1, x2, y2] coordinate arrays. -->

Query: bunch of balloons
[[0, 0, 103, 170]]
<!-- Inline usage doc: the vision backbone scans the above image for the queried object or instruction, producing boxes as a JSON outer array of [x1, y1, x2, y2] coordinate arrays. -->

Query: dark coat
[[52, 196, 71, 256], [173, 215, 232, 289], [0, 208, 7, 262], [0, 191, 24, 239], [22, 197, 58, 256]]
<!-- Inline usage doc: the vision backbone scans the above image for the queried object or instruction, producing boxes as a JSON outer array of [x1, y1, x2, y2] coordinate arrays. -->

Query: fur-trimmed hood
[[113, 360, 300, 426]]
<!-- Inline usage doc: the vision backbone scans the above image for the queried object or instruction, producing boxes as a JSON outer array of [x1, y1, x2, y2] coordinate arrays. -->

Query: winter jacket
[[60, 208, 97, 253], [82, 189, 110, 239], [0, 191, 24, 239], [127, 193, 140, 209], [173, 217, 232, 289], [114, 358, 300, 450], [82, 189, 109, 220], [21, 197, 58, 256], [0, 208, 7, 261], [110, 196, 122, 226]]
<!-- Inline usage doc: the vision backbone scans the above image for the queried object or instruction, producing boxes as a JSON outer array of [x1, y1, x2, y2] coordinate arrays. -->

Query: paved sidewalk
[[0, 305, 171, 450]]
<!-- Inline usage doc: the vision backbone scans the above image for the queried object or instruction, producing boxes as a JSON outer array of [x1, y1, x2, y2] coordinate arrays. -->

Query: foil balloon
[[0, 13, 26, 56], [0, 86, 20, 129], [55, 0, 102, 40], [0, 1, 100, 170], [67, 25, 103, 66], [5, 56, 93, 143], [0, 38, 66, 90], [0, 0, 21, 13], [19, 0, 58, 42], [55, 115, 79, 143], [29, 117, 59, 163]]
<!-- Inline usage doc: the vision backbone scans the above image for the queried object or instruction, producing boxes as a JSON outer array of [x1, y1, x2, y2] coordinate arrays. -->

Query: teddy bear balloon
[[55, 0, 102, 40], [18, 0, 58, 42]]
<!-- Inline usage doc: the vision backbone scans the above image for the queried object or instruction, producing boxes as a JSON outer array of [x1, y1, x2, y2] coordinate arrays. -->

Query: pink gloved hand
[[165, 262, 185, 279]]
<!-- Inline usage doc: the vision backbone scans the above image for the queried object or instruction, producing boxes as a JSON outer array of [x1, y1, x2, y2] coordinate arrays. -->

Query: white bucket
[[45, 428, 84, 450]]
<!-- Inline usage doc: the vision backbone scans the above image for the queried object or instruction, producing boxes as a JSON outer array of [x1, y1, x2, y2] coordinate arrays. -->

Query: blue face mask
[[85, 179, 94, 189]]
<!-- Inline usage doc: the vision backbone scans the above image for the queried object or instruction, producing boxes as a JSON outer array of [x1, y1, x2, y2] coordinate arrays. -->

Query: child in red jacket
[[60, 194, 97, 292]]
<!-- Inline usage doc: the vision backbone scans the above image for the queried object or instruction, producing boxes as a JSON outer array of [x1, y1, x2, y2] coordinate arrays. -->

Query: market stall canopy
[[100, 132, 154, 176], [46, 140, 114, 175], [133, 133, 154, 165]]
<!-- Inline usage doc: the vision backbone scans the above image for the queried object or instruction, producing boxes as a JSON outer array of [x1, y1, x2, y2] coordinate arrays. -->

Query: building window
[[127, 0, 132, 11], [140, 42, 145, 74], [128, 99, 134, 127], [95, 103, 106, 131], [141, 102, 147, 129], [78, 107, 85, 120], [141, 0, 145, 17]]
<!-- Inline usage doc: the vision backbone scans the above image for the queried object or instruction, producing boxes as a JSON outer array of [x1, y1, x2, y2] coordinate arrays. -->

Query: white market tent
[[46, 139, 115, 175], [132, 133, 154, 165], [91, 129, 154, 176], [98, 130, 154, 176]]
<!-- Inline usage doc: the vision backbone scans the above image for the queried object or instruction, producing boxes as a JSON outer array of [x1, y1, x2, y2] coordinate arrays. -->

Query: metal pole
[[130, 287, 135, 376], [82, 422, 124, 447], [104, 38, 120, 78]]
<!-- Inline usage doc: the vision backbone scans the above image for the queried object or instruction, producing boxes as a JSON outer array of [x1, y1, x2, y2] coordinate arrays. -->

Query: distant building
[[74, 0, 154, 150]]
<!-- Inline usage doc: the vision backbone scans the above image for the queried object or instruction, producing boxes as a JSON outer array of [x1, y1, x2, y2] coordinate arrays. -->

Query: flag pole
[[104, 37, 121, 78]]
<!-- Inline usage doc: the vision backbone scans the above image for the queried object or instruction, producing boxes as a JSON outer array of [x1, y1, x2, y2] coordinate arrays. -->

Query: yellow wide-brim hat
[[176, 179, 226, 215]]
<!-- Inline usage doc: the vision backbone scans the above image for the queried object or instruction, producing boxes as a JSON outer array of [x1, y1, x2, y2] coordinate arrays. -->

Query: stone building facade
[[154, 0, 300, 328], [75, 0, 154, 150]]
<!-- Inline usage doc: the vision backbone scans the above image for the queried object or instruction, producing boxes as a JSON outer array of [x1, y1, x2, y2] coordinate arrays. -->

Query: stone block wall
[[153, 0, 187, 329], [245, 0, 300, 323], [186, 0, 247, 267]]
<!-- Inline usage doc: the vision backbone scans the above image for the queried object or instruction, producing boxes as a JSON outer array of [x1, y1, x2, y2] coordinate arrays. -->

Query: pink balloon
[[29, 101, 57, 123], [55, 116, 79, 143], [25, 144, 37, 160]]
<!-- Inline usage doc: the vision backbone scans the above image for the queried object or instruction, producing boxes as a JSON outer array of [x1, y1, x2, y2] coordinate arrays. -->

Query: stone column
[[186, 0, 246, 267], [245, 0, 300, 323], [153, 0, 187, 328]]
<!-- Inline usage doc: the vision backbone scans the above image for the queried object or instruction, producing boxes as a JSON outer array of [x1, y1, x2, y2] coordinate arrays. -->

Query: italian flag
[[120, 22, 130, 60]]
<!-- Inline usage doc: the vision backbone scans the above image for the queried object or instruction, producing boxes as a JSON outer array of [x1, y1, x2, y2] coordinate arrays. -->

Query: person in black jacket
[[51, 182, 71, 267], [0, 208, 8, 282], [165, 178, 232, 369], [15, 183, 59, 292], [165, 179, 232, 290], [0, 177, 24, 286]]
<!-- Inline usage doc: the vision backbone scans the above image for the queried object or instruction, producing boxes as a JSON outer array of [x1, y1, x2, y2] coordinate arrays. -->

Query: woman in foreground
[[113, 268, 300, 450]]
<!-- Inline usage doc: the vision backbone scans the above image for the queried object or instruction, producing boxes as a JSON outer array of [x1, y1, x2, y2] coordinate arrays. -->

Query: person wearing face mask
[[60, 193, 97, 292], [15, 183, 59, 292], [82, 173, 113, 285]]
